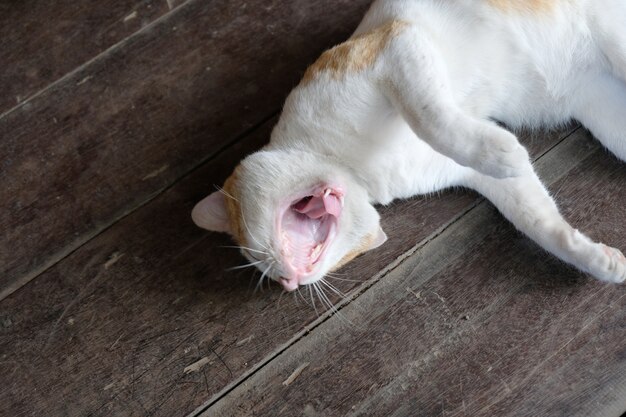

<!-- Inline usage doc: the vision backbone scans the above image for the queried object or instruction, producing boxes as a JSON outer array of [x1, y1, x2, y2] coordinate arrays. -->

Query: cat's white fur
[[193, 0, 626, 290]]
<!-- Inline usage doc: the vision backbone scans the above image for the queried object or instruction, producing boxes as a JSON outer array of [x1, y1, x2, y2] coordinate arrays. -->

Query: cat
[[192, 0, 626, 292]]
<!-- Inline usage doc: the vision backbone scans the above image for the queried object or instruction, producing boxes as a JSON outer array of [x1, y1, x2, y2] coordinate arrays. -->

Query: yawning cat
[[193, 0, 626, 291]]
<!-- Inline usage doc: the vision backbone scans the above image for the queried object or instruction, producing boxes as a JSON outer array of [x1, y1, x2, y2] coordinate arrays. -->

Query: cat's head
[[192, 149, 386, 291]]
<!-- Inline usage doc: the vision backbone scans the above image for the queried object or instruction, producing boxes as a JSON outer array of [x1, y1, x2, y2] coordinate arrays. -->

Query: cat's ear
[[370, 226, 388, 250], [191, 192, 232, 234]]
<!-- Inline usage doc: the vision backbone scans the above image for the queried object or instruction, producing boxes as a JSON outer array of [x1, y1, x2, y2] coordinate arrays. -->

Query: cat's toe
[[590, 244, 626, 283]]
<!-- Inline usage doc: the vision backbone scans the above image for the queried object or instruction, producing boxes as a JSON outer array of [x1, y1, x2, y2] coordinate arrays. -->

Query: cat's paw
[[588, 244, 626, 284], [470, 129, 532, 179]]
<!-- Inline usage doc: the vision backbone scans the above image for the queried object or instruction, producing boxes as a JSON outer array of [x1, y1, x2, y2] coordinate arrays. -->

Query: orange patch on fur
[[486, 0, 556, 13], [302, 20, 409, 84], [222, 166, 247, 246], [332, 233, 377, 272]]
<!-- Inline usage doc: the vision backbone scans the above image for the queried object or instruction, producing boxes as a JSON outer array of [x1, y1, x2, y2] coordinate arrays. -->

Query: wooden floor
[[1, 1, 625, 416]]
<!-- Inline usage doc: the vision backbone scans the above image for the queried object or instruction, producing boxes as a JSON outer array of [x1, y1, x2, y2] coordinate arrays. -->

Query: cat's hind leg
[[572, 72, 626, 161], [462, 167, 626, 283]]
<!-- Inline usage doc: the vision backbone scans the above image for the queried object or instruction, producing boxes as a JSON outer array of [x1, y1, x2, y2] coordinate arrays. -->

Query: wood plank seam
[[0, 0, 193, 122], [468, 291, 626, 417], [351, 270, 615, 417], [2, 0, 369, 298], [203, 127, 611, 417], [190, 125, 582, 417], [0, 110, 279, 301]]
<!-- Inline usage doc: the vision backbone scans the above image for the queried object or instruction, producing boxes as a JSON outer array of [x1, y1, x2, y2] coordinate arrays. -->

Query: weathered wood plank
[[0, 122, 470, 417], [0, 0, 185, 115], [205, 130, 626, 417], [0, 0, 373, 299], [0, 118, 569, 415]]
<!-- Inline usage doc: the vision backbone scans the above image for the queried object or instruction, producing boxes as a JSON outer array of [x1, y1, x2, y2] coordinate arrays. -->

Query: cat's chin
[[275, 184, 344, 290]]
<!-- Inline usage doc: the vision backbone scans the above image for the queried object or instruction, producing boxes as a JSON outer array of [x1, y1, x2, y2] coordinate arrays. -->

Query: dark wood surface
[[0, 125, 561, 417], [0, 0, 185, 115], [0, 0, 372, 299], [0, 123, 568, 416], [207, 130, 626, 417], [1, 1, 625, 416]]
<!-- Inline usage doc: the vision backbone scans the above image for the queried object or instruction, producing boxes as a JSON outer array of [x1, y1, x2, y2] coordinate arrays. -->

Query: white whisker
[[312, 283, 328, 311], [322, 279, 348, 297], [277, 288, 286, 308], [215, 185, 238, 202], [314, 282, 354, 326], [214, 185, 271, 252], [308, 285, 319, 317], [255, 261, 275, 293], [227, 260, 264, 271], [220, 245, 269, 255], [315, 283, 336, 313], [296, 287, 310, 306], [326, 275, 362, 283], [325, 271, 349, 277], [320, 279, 348, 299], [239, 210, 271, 251]]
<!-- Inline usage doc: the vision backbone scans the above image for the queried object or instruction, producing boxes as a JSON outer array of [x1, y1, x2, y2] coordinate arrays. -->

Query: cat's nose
[[279, 277, 298, 292]]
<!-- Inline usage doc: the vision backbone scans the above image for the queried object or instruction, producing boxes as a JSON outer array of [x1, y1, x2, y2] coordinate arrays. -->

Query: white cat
[[192, 0, 626, 292]]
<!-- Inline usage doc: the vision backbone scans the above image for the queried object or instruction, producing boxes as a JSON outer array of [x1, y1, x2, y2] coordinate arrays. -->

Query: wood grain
[[206, 130, 626, 417], [0, 122, 470, 417], [0, 0, 185, 115], [0, 116, 569, 416], [0, 0, 373, 298]]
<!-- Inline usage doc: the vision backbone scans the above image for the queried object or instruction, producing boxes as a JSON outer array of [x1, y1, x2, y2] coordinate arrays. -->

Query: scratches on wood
[[0, 0, 176, 114], [282, 362, 309, 386], [104, 252, 124, 269], [0, 0, 373, 301], [184, 357, 211, 374], [141, 164, 169, 180], [76, 75, 93, 85], [124, 11, 138, 22], [0, 124, 570, 417], [235, 335, 254, 347], [203, 129, 626, 417], [406, 287, 422, 299]]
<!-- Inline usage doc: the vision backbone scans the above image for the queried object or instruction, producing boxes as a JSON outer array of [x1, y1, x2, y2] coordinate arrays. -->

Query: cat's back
[[355, 0, 590, 32], [354, 0, 601, 125]]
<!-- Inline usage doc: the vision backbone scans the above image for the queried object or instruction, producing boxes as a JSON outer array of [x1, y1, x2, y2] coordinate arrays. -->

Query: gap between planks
[[0, 0, 572, 302], [190, 125, 585, 417], [0, 0, 193, 122], [0, 110, 279, 302]]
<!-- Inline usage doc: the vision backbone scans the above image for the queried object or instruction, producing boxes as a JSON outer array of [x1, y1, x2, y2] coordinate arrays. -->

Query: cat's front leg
[[463, 168, 626, 283], [380, 25, 531, 179]]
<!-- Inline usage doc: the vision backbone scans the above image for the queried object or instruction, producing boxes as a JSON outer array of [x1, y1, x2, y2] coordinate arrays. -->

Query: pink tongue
[[323, 193, 342, 217], [294, 193, 342, 218]]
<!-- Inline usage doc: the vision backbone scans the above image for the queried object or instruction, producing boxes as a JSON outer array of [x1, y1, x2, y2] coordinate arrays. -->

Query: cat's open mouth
[[277, 186, 343, 281]]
